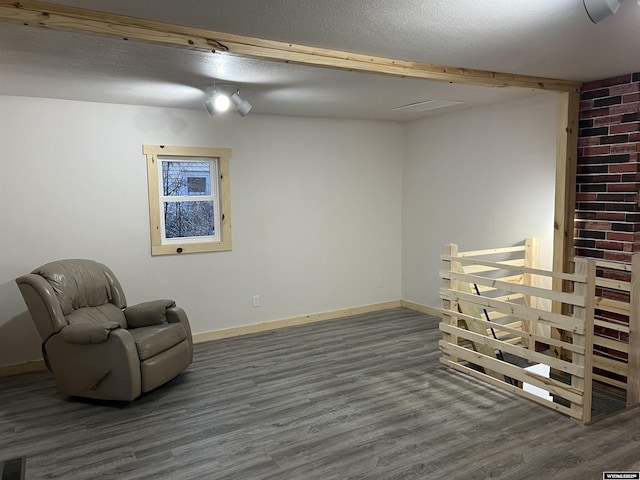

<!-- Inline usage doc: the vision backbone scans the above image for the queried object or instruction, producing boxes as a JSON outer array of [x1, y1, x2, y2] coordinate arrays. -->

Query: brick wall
[[575, 73, 640, 382], [575, 72, 640, 263]]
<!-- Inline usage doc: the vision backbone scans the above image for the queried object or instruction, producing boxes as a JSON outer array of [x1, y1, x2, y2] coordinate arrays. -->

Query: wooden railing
[[439, 240, 596, 423], [591, 256, 640, 407]]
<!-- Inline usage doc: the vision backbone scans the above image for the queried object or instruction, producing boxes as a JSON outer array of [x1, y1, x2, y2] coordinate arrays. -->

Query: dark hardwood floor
[[1, 308, 640, 479]]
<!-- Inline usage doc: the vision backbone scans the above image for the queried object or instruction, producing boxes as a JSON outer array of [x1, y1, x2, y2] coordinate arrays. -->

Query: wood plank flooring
[[1, 307, 640, 479]]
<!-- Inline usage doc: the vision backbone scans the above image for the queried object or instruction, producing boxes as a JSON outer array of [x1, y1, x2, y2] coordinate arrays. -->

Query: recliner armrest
[[167, 306, 193, 361], [124, 299, 176, 328], [60, 322, 121, 344]]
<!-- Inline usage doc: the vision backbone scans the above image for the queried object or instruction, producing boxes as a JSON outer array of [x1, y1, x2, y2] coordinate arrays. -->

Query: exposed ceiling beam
[[0, 0, 581, 93]]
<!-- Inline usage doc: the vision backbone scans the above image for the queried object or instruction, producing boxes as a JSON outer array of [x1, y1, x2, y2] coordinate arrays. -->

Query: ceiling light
[[583, 0, 625, 23], [230, 92, 252, 117], [214, 93, 231, 112], [205, 83, 252, 117]]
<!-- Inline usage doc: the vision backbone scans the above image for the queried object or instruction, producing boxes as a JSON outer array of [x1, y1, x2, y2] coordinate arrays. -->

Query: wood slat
[[440, 289, 585, 334], [438, 341, 585, 404], [439, 357, 582, 420], [595, 260, 633, 272], [593, 335, 629, 354], [462, 259, 525, 274], [457, 245, 525, 257], [593, 373, 628, 391], [439, 323, 583, 377], [592, 355, 628, 377], [594, 319, 630, 334], [595, 277, 631, 293], [443, 270, 584, 307], [594, 297, 631, 316], [441, 255, 586, 283]]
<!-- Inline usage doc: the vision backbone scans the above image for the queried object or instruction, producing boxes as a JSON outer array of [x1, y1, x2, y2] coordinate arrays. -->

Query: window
[[144, 145, 232, 255]]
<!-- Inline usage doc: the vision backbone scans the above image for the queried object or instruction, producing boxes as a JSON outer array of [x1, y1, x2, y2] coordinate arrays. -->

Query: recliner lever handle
[[90, 370, 111, 390]]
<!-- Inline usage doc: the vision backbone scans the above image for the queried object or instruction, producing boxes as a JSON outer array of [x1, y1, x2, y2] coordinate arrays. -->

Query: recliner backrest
[[16, 259, 129, 341], [34, 259, 115, 315]]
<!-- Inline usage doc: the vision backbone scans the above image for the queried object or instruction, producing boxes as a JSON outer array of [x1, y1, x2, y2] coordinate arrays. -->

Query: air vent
[[393, 99, 463, 113], [0, 457, 26, 480]]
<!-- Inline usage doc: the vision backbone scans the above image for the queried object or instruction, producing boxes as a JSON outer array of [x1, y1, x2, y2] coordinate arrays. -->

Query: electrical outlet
[[252, 295, 260, 307], [377, 277, 384, 288]]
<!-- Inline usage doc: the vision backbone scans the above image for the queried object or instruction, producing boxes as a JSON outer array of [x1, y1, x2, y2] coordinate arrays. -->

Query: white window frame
[[144, 144, 232, 255]]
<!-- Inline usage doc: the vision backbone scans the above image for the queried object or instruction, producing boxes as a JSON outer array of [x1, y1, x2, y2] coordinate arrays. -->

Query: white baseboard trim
[[0, 359, 47, 378], [193, 300, 403, 343]]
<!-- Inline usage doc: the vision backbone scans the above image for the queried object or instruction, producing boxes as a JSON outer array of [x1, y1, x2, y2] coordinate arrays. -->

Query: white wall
[[0, 96, 403, 366], [401, 93, 559, 307]]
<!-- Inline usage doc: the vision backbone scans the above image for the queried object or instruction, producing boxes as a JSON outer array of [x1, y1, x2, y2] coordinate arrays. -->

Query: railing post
[[522, 236, 540, 349], [571, 257, 595, 423], [441, 243, 459, 363]]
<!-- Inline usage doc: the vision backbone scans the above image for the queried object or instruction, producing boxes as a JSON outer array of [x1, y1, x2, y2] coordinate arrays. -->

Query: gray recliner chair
[[16, 259, 193, 401]]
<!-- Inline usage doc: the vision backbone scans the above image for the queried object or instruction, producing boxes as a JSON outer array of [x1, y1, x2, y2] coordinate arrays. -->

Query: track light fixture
[[205, 84, 252, 117], [583, 0, 626, 23]]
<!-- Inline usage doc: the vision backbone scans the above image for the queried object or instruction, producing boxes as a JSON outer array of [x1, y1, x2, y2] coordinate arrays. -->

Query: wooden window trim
[[144, 144, 232, 255]]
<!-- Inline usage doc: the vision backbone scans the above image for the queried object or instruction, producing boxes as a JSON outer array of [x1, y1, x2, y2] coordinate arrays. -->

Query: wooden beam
[[550, 90, 580, 365], [553, 90, 580, 281], [0, 0, 582, 92]]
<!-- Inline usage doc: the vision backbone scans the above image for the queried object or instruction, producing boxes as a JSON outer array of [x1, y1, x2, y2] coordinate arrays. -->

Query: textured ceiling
[[1, 0, 639, 121]]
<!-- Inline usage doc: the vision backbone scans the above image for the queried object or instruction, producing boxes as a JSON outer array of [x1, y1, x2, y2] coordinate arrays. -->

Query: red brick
[[624, 93, 640, 103], [596, 240, 625, 250], [595, 211, 626, 220], [578, 137, 601, 147], [582, 107, 612, 118], [595, 115, 623, 126], [603, 251, 633, 262], [609, 163, 638, 173], [603, 74, 633, 87], [610, 103, 640, 115], [583, 145, 611, 156], [583, 79, 604, 90], [598, 193, 637, 202], [611, 83, 640, 95], [608, 182, 639, 192], [584, 221, 612, 230], [599, 268, 631, 282], [610, 123, 640, 134], [576, 193, 597, 201], [608, 231, 634, 242], [580, 100, 594, 110], [611, 144, 638, 154]]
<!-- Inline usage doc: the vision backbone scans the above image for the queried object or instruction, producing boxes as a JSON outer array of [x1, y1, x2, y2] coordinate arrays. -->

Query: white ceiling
[[1, 0, 639, 121]]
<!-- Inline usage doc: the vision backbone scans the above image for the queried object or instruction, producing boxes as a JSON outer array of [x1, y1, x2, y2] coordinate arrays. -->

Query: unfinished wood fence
[[591, 256, 640, 406], [439, 238, 640, 424]]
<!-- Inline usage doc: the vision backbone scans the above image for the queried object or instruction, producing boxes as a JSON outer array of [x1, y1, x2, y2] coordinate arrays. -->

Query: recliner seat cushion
[[66, 303, 127, 328], [129, 323, 187, 360]]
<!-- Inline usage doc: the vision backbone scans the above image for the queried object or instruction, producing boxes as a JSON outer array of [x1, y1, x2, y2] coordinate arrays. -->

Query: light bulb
[[214, 94, 230, 112]]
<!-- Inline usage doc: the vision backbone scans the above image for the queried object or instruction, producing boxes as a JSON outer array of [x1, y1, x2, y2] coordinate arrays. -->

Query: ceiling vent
[[393, 99, 464, 113]]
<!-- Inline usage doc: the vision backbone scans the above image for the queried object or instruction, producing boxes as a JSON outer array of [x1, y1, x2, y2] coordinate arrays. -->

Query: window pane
[[164, 201, 215, 238], [162, 161, 211, 196]]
